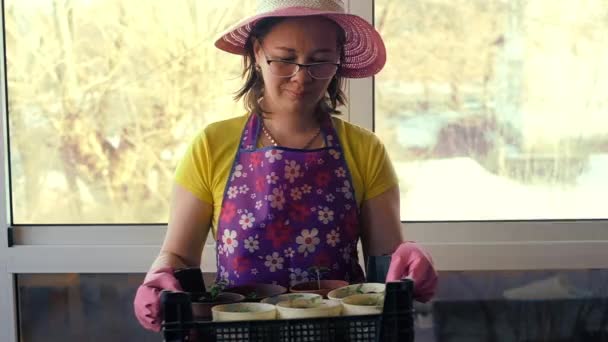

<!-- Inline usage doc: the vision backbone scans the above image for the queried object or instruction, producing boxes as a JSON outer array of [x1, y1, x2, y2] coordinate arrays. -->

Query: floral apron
[[215, 113, 364, 288]]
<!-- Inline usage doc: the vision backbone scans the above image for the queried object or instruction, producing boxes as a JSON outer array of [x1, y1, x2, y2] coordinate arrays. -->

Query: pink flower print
[[250, 153, 262, 167], [326, 229, 340, 247], [284, 247, 295, 258], [314, 251, 332, 269], [239, 185, 250, 194], [231, 256, 251, 274], [288, 203, 311, 222], [227, 186, 239, 199], [328, 149, 341, 160], [239, 212, 255, 229], [264, 252, 284, 272], [334, 167, 346, 178], [315, 171, 331, 187], [255, 177, 265, 192], [251, 268, 258, 275], [326, 194, 335, 202], [318, 207, 334, 224], [284, 160, 302, 183], [289, 268, 310, 287], [255, 201, 263, 210], [296, 228, 320, 256], [268, 187, 285, 210], [290, 188, 302, 201], [301, 184, 312, 194], [220, 202, 237, 223], [222, 230, 238, 254], [266, 218, 291, 248], [266, 172, 279, 184], [244, 235, 259, 253], [265, 149, 283, 163], [305, 153, 319, 166], [316, 189, 323, 195]]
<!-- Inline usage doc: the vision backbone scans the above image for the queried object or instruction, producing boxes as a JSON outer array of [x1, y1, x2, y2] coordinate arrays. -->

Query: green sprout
[[355, 284, 365, 294], [307, 266, 331, 290], [208, 279, 229, 301]]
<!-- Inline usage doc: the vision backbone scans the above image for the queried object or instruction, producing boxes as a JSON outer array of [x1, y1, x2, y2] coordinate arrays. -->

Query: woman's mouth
[[284, 89, 307, 99]]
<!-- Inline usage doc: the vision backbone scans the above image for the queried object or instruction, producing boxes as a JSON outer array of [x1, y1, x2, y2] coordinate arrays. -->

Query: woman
[[134, 0, 437, 332]]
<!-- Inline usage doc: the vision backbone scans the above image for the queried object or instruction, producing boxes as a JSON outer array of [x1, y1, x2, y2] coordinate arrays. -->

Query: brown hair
[[234, 17, 347, 117]]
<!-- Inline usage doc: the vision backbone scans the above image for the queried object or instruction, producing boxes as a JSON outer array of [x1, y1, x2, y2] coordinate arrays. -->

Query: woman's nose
[[290, 66, 313, 83]]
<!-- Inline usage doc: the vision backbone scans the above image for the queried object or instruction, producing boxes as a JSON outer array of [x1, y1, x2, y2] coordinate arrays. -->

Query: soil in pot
[[261, 293, 323, 305], [191, 292, 245, 320], [327, 283, 386, 301], [224, 283, 287, 302], [290, 280, 349, 298]]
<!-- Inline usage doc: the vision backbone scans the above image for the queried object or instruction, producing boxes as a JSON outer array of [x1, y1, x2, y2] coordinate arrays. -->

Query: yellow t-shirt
[[174, 114, 398, 238]]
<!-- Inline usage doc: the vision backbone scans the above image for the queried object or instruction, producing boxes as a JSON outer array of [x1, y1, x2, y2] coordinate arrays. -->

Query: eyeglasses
[[261, 48, 340, 80]]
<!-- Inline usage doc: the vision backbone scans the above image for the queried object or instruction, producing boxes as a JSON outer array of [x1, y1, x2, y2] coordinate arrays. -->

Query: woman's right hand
[[133, 267, 183, 332]]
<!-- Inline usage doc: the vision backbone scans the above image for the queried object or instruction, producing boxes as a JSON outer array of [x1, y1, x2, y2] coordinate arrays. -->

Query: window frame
[[1, 1, 607, 341]]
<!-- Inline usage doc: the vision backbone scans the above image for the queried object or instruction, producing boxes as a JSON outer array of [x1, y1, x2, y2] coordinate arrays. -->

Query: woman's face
[[253, 17, 341, 115]]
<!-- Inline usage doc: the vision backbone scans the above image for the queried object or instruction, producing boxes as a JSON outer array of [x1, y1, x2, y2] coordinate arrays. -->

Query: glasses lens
[[309, 63, 338, 79], [269, 61, 298, 77]]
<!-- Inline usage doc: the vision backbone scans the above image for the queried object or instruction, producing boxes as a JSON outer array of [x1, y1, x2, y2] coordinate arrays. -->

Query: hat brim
[[214, 7, 386, 78]]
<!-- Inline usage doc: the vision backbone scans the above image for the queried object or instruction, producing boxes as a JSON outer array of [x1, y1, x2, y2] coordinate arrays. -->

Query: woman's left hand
[[385, 241, 438, 302]]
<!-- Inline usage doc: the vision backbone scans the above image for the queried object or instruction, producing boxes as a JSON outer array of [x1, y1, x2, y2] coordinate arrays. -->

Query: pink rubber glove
[[386, 241, 438, 303], [133, 267, 183, 332]]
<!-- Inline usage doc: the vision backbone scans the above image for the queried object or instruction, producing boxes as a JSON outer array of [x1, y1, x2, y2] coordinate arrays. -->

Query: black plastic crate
[[161, 256, 414, 342], [163, 313, 412, 342], [161, 279, 414, 342]]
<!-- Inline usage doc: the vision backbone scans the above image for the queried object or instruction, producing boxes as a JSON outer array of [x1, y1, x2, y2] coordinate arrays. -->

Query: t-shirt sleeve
[[363, 134, 399, 201], [174, 130, 214, 205]]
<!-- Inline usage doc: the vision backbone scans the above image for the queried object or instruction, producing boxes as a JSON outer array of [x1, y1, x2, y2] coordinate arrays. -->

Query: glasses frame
[[261, 47, 340, 80]]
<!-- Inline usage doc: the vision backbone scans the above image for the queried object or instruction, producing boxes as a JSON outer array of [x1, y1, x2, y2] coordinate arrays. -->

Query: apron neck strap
[[242, 113, 339, 151]]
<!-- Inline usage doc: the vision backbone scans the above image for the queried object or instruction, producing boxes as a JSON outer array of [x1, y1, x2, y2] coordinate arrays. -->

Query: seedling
[[307, 266, 331, 290], [199, 279, 229, 302]]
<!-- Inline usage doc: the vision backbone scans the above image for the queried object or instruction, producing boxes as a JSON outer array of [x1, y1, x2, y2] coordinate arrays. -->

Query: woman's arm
[[359, 185, 404, 258], [150, 182, 213, 270], [361, 186, 438, 301]]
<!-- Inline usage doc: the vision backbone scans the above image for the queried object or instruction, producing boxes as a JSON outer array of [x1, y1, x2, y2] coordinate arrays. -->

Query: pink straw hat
[[215, 0, 386, 78]]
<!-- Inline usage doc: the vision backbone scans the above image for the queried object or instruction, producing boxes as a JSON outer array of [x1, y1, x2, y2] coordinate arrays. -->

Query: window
[[5, 0, 255, 224], [1, 1, 256, 341], [375, 0, 608, 221], [1, 1, 607, 342]]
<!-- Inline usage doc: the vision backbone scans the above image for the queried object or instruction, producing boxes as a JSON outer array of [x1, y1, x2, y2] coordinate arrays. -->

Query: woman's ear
[[252, 39, 263, 67]]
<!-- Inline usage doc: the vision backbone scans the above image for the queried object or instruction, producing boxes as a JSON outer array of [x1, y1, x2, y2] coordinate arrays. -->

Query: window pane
[[18, 274, 154, 341], [421, 270, 608, 342], [17, 273, 218, 341], [5, 0, 255, 224], [375, 0, 608, 220]]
